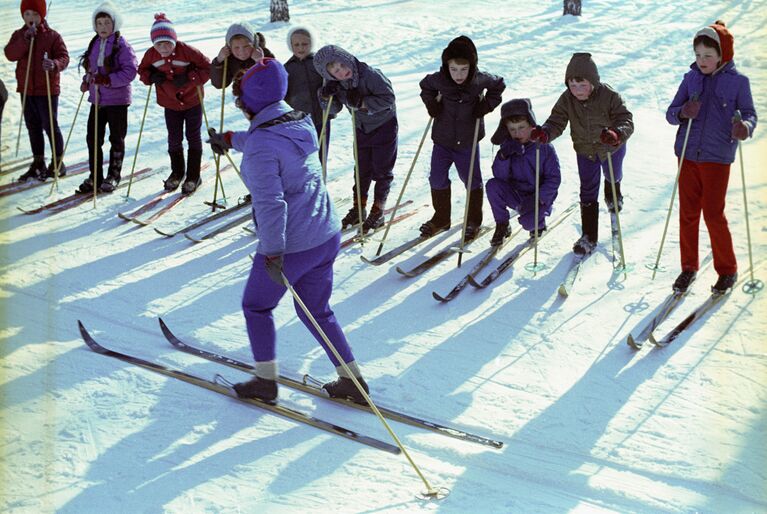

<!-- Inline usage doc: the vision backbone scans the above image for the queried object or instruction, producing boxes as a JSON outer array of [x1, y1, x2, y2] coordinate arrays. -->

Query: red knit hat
[[695, 21, 734, 63], [20, 0, 46, 18], [150, 13, 177, 46]]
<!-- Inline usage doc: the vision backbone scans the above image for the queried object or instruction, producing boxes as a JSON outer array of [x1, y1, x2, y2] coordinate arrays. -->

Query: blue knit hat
[[238, 58, 288, 115]]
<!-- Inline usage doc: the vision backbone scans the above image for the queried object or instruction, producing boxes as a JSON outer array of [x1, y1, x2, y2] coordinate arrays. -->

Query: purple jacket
[[666, 60, 756, 164], [84, 34, 137, 106], [491, 139, 561, 211]]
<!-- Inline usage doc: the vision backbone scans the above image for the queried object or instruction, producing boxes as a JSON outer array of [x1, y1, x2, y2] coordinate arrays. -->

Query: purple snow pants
[[242, 232, 354, 366], [576, 143, 626, 203], [486, 178, 550, 231], [354, 116, 397, 204], [429, 143, 482, 191]]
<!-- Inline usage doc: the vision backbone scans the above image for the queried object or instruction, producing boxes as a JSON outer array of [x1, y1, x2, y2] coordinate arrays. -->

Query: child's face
[[448, 60, 470, 85], [95, 16, 114, 39], [505, 119, 533, 144], [230, 37, 254, 61], [154, 41, 175, 57], [327, 62, 352, 81], [694, 43, 720, 75], [567, 78, 593, 101], [22, 10, 41, 26], [291, 33, 311, 60]]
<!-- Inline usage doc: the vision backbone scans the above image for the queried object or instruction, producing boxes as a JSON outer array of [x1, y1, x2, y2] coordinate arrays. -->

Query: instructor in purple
[[207, 58, 369, 404]]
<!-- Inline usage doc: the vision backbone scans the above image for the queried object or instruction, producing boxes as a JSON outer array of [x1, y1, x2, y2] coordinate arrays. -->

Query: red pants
[[678, 159, 737, 275]]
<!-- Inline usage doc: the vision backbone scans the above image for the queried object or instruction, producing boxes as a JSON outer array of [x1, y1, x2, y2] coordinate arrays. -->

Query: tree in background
[[271, 0, 290, 22], [563, 0, 581, 16]]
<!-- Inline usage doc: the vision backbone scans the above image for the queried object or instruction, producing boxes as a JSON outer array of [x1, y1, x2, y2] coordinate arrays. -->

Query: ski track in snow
[[1, 0, 766, 512]]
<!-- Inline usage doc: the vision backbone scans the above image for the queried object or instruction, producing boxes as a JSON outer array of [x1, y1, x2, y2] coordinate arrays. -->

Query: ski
[[132, 194, 189, 226], [118, 189, 174, 222], [431, 226, 524, 302], [158, 318, 503, 449], [469, 202, 578, 289], [184, 211, 252, 242], [340, 202, 421, 250], [609, 210, 620, 266], [78, 321, 400, 454], [17, 166, 155, 214], [395, 226, 493, 278], [360, 225, 460, 266], [649, 292, 727, 348], [0, 159, 102, 198], [557, 253, 594, 297], [154, 196, 252, 237]]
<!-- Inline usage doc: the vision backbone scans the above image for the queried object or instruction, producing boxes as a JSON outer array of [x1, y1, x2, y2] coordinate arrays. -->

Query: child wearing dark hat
[[210, 22, 261, 90], [530, 52, 634, 256], [419, 35, 505, 240], [138, 13, 210, 194], [4, 0, 69, 182], [208, 58, 369, 404], [313, 44, 397, 233], [486, 99, 561, 246], [666, 21, 756, 294], [75, 1, 137, 194]]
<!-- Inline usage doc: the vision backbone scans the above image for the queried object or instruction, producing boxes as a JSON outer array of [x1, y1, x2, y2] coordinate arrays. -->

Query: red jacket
[[138, 42, 210, 111], [4, 21, 69, 96]]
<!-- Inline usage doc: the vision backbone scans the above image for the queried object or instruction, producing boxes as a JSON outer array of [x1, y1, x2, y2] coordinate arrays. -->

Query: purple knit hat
[[238, 58, 289, 115], [150, 13, 177, 46]]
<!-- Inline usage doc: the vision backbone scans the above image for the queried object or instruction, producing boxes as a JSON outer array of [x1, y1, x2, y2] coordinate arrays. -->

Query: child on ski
[[4, 0, 69, 182], [75, 1, 137, 194], [419, 35, 505, 240], [313, 44, 397, 233], [208, 58, 370, 404], [666, 21, 756, 294], [530, 52, 633, 256], [210, 22, 261, 90], [138, 13, 210, 194], [486, 98, 561, 246]]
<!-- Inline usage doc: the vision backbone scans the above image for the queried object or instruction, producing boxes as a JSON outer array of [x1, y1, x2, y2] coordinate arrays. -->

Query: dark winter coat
[[543, 53, 633, 161], [0, 79, 7, 107], [314, 45, 395, 134], [491, 139, 561, 210], [666, 60, 756, 164], [138, 42, 210, 111], [83, 33, 137, 106], [285, 53, 333, 130], [210, 55, 255, 89], [5, 21, 69, 96]]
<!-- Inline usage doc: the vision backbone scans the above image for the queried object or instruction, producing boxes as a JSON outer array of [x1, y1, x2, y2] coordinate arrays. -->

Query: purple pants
[[242, 232, 355, 366], [355, 116, 397, 204], [164, 104, 203, 153], [22, 95, 64, 158], [486, 178, 549, 231], [429, 143, 482, 191], [576, 143, 626, 203]]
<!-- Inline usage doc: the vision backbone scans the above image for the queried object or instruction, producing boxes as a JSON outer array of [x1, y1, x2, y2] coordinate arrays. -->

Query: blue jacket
[[491, 139, 561, 212], [666, 61, 756, 164], [231, 101, 340, 256]]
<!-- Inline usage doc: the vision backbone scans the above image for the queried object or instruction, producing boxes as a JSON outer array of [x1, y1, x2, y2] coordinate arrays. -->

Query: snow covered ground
[[1, 0, 766, 512]]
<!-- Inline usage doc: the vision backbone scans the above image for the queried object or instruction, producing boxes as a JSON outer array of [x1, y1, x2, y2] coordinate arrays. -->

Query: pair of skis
[[0, 158, 104, 198], [78, 319, 503, 454], [154, 195, 252, 239]]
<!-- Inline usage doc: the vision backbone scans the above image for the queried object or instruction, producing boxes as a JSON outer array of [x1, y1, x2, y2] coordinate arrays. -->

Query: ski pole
[[526, 143, 543, 271], [351, 108, 365, 241], [606, 150, 627, 270], [42, 52, 60, 189], [733, 110, 763, 294], [282, 274, 444, 499], [15, 33, 35, 157], [650, 95, 697, 279], [125, 84, 152, 198], [48, 90, 85, 195], [197, 85, 242, 184], [318, 95, 333, 183], [210, 57, 228, 211], [374, 116, 433, 257], [456, 114, 482, 268], [92, 85, 99, 208]]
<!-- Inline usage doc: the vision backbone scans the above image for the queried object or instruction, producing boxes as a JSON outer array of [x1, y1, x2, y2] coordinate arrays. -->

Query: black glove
[[264, 255, 285, 285], [320, 81, 341, 99], [473, 98, 492, 119], [207, 128, 233, 155], [148, 66, 165, 85], [173, 72, 188, 88], [424, 98, 442, 118], [346, 88, 363, 109]]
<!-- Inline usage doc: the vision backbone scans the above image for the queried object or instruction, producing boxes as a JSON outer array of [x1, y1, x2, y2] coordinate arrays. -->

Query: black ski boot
[[573, 201, 599, 255], [529, 226, 546, 239], [17, 155, 46, 182], [420, 188, 451, 236], [490, 221, 510, 246], [712, 273, 737, 294], [164, 150, 186, 191], [672, 270, 696, 293], [181, 148, 203, 195], [362, 201, 385, 233], [464, 187, 484, 240], [323, 376, 369, 405], [45, 158, 66, 179], [100, 150, 124, 193], [604, 180, 623, 213], [341, 195, 366, 229], [233, 376, 278, 403], [76, 174, 104, 194]]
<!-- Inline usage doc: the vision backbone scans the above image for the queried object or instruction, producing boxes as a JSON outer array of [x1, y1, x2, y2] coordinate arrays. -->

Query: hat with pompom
[[150, 13, 177, 46], [695, 20, 734, 63], [237, 58, 288, 115]]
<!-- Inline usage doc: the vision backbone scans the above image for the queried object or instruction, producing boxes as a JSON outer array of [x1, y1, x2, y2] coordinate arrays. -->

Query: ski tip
[[395, 266, 416, 278], [467, 275, 482, 288], [557, 285, 569, 297], [626, 334, 642, 350], [154, 227, 173, 237], [432, 291, 447, 302], [184, 233, 202, 243], [158, 317, 172, 336]]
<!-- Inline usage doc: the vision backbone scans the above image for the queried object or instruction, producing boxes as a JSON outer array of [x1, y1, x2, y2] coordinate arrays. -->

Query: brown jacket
[[4, 21, 69, 96]]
